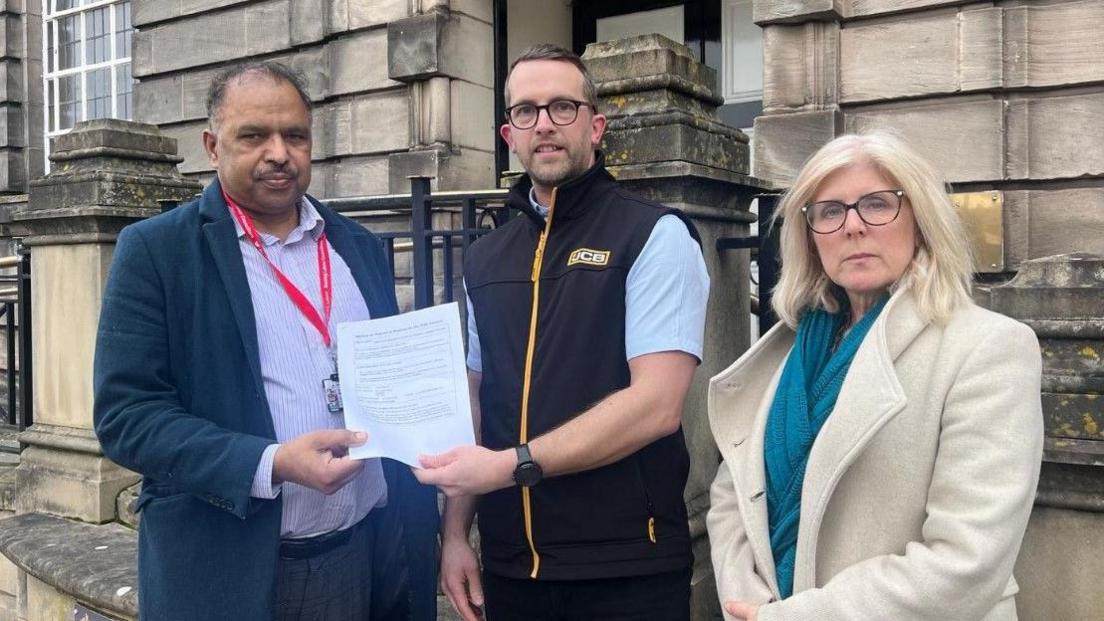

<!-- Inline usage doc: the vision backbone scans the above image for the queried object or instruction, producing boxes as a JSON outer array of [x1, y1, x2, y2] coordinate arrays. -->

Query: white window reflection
[[43, 0, 133, 167]]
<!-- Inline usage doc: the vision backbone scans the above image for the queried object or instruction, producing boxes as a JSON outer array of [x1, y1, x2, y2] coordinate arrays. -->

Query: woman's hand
[[724, 600, 760, 620]]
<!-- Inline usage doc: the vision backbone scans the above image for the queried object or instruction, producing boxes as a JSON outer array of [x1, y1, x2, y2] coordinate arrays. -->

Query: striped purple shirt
[[240, 197, 386, 539]]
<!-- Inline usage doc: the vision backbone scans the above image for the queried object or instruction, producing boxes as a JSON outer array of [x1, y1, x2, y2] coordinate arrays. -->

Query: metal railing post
[[756, 194, 781, 333], [409, 177, 434, 310], [17, 250, 31, 428], [4, 303, 14, 426]]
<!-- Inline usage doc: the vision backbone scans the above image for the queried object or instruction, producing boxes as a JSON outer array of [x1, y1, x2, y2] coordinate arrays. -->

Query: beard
[[523, 144, 594, 189]]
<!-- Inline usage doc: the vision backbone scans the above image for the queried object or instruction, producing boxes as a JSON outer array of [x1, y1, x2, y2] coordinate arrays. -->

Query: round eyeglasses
[[505, 99, 590, 130], [801, 190, 906, 234]]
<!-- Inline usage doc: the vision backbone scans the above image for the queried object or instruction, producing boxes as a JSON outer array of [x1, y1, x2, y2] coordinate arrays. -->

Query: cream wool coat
[[707, 289, 1043, 621]]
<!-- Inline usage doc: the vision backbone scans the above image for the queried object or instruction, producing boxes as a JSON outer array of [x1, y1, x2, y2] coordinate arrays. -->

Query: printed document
[[337, 302, 475, 466]]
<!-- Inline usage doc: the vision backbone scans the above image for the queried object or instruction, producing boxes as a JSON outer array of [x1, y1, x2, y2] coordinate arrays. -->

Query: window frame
[[41, 0, 133, 167]]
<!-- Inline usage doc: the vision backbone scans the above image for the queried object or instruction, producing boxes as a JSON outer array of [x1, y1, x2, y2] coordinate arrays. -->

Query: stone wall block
[[290, 0, 327, 45], [451, 0, 493, 23], [133, 0, 253, 27], [754, 0, 841, 24], [1003, 190, 1104, 268], [388, 11, 492, 86], [839, 8, 1000, 104], [0, 105, 22, 147], [959, 8, 1003, 91], [439, 12, 494, 88], [329, 0, 408, 33], [132, 0, 292, 78], [331, 28, 398, 96], [131, 0, 177, 26], [762, 22, 838, 111], [388, 147, 445, 193], [450, 79, 494, 152], [1004, 2, 1104, 89], [1006, 94, 1104, 181], [387, 11, 446, 82], [847, 0, 968, 18], [0, 148, 23, 191], [418, 76, 450, 146], [845, 99, 1004, 183], [753, 108, 840, 184], [326, 154, 390, 197], [243, 1, 292, 57], [1018, 507, 1104, 621], [0, 14, 20, 57], [349, 89, 411, 155], [157, 121, 209, 175]]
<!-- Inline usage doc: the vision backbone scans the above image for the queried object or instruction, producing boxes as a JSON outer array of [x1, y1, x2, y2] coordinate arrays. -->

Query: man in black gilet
[[415, 44, 710, 621]]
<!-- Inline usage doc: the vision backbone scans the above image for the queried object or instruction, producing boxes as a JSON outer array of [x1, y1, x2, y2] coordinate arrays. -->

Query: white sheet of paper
[[337, 302, 475, 466]]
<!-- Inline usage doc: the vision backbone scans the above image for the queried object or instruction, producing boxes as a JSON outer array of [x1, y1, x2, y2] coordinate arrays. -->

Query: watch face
[[514, 462, 543, 487]]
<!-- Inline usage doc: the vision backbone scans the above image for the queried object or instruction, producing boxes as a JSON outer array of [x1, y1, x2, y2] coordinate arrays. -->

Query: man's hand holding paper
[[336, 302, 476, 466]]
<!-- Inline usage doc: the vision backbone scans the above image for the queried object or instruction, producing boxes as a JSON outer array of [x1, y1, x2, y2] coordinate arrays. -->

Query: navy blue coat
[[93, 180, 439, 620]]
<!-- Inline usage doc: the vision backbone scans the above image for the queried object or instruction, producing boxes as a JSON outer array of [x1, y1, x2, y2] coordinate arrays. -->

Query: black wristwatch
[[513, 444, 543, 487]]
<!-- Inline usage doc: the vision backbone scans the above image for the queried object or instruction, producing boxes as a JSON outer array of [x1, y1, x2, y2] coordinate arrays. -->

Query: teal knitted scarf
[[764, 296, 887, 598]]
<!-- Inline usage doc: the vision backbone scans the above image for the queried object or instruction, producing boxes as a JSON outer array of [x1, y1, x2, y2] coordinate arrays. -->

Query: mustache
[[255, 166, 298, 180]]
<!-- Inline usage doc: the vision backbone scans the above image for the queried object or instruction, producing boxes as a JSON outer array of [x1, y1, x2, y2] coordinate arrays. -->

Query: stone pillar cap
[[49, 118, 184, 164], [991, 252, 1104, 323], [583, 33, 720, 103]]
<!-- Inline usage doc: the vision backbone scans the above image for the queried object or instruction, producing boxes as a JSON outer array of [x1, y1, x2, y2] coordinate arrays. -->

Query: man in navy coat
[[93, 61, 438, 620]]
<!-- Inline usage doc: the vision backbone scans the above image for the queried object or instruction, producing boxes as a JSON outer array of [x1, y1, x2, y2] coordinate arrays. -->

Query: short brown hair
[[504, 44, 599, 110]]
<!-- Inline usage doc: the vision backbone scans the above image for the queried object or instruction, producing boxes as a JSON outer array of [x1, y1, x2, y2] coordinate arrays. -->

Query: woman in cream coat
[[707, 131, 1043, 621]]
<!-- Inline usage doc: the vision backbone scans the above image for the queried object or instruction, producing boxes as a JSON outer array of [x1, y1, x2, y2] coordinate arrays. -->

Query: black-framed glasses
[[801, 189, 906, 234], [505, 99, 590, 130]]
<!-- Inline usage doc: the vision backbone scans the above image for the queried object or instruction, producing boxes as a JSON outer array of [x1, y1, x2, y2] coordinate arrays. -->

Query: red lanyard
[[224, 192, 333, 347]]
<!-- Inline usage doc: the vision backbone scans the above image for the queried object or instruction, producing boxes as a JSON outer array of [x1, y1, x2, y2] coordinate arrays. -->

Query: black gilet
[[464, 154, 700, 581]]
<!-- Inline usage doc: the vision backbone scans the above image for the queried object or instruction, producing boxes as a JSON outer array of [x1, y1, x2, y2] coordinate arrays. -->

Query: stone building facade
[[133, 0, 497, 196], [0, 1, 1099, 620], [753, 0, 1104, 269]]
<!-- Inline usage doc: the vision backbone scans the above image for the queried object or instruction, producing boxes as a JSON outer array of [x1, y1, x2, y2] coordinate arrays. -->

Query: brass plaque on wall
[[951, 191, 1004, 273]]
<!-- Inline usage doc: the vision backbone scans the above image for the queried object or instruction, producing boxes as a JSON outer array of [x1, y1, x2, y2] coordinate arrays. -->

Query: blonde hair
[[770, 131, 974, 328]]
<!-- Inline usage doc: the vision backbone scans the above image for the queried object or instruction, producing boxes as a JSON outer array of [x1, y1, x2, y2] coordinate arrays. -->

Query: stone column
[[752, 1, 841, 185], [989, 253, 1104, 620], [583, 34, 770, 620], [10, 119, 200, 523]]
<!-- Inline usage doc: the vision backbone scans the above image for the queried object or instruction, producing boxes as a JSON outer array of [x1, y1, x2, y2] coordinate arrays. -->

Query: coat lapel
[[709, 323, 796, 600], [310, 196, 397, 320], [199, 180, 267, 404], [792, 288, 928, 588]]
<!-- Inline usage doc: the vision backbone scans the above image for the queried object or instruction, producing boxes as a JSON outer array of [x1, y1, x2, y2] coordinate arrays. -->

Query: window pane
[[47, 80, 56, 132], [115, 63, 132, 119], [55, 0, 82, 12], [116, 1, 131, 59], [46, 23, 54, 73], [87, 67, 110, 120], [58, 15, 80, 70], [86, 7, 110, 64], [59, 74, 81, 129]]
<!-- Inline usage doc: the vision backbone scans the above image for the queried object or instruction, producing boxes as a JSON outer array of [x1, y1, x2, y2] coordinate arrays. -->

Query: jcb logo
[[567, 248, 611, 267]]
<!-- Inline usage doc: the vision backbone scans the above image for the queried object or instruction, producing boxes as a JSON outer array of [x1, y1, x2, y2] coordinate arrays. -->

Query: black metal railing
[[0, 250, 32, 434], [716, 193, 782, 334], [164, 179, 779, 339], [324, 178, 512, 310]]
